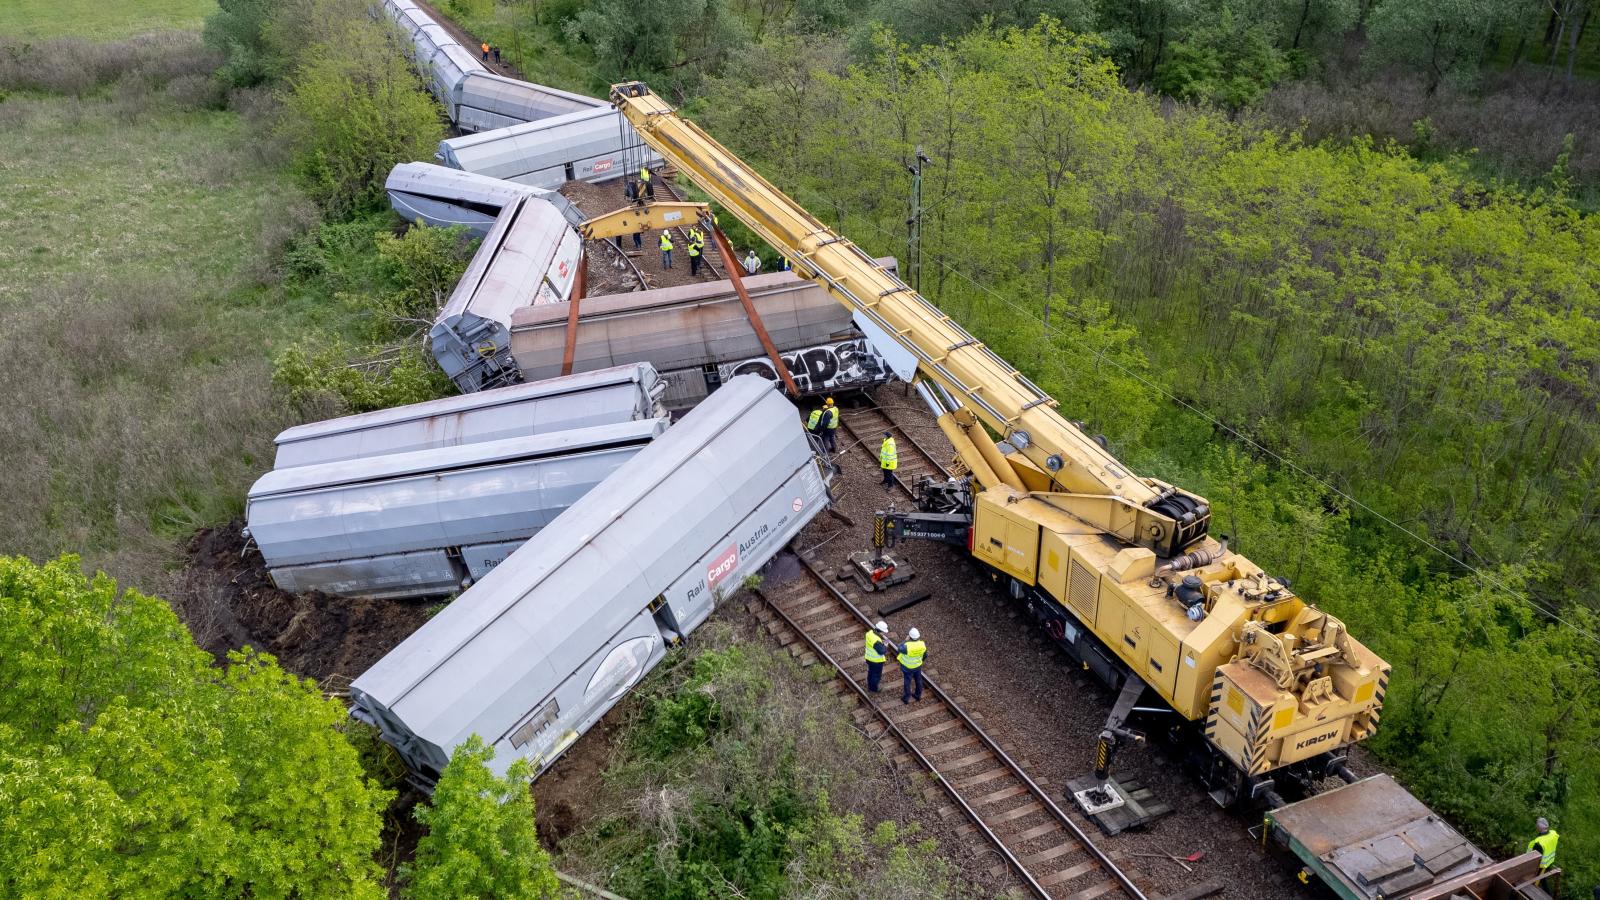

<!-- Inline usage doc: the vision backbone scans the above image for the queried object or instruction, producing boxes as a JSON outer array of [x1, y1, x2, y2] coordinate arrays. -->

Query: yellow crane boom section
[[610, 84, 1166, 506], [612, 84, 1389, 787]]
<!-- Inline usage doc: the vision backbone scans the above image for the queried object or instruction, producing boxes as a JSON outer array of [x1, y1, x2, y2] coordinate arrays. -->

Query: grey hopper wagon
[[272, 362, 666, 469], [453, 72, 606, 134], [436, 106, 660, 189], [386, 162, 561, 236], [388, 7, 484, 108], [509, 260, 898, 409], [350, 376, 830, 786], [246, 418, 667, 599], [430, 194, 583, 393]]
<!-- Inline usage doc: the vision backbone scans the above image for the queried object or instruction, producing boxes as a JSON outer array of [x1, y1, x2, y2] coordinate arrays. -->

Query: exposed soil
[[177, 520, 433, 684], [788, 384, 1318, 900], [559, 177, 730, 295]]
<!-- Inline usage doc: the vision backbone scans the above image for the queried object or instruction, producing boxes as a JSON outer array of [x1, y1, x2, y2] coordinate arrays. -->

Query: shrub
[[278, 19, 444, 216]]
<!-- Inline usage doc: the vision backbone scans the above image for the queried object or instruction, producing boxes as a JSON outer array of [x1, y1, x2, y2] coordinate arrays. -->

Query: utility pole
[[906, 146, 930, 292]]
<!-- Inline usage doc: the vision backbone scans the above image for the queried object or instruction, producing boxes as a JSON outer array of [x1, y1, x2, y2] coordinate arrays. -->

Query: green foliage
[[272, 216, 472, 415], [559, 623, 971, 898], [404, 735, 560, 900], [204, 0, 276, 85], [565, 0, 749, 100], [788, 799, 964, 895], [373, 224, 482, 324], [1363, 0, 1526, 91], [700, 23, 1600, 893], [279, 20, 445, 216], [273, 340, 455, 415], [0, 555, 389, 897], [1155, 4, 1289, 109]]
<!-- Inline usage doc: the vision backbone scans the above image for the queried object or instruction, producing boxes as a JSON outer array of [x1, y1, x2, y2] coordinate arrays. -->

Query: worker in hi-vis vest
[[687, 234, 703, 276], [879, 430, 897, 487], [1528, 818, 1559, 873], [659, 232, 673, 269], [864, 620, 890, 693], [898, 627, 926, 704], [639, 166, 654, 199], [818, 398, 839, 453]]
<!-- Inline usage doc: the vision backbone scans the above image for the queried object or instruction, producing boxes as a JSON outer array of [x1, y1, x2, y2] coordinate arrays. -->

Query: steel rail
[[655, 174, 723, 279], [760, 552, 1148, 900], [756, 577, 1054, 900], [835, 396, 953, 496]]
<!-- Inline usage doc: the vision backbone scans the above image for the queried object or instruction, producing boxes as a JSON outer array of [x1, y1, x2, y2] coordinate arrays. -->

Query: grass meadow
[[0, 30, 340, 594], [0, 0, 215, 40]]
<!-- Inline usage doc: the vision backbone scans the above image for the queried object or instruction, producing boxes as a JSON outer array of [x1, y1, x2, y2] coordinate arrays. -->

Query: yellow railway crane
[[611, 81, 1389, 806]]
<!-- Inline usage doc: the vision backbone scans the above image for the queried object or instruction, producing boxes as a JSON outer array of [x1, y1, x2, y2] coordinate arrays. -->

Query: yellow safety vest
[[807, 410, 823, 429], [660, 233, 673, 252], [864, 630, 887, 663], [822, 407, 839, 430], [1528, 831, 1559, 870], [640, 168, 651, 182], [687, 240, 701, 258], [879, 438, 898, 470], [900, 639, 925, 669]]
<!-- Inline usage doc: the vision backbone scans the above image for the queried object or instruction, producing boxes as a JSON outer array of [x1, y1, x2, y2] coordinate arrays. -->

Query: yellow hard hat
[[824, 397, 834, 406]]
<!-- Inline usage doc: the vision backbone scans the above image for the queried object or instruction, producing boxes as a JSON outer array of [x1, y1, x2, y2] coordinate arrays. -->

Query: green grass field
[[0, 82, 337, 592], [0, 0, 216, 40]]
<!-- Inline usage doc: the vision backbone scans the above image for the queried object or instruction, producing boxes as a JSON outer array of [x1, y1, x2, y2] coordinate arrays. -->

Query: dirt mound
[[177, 521, 432, 683]]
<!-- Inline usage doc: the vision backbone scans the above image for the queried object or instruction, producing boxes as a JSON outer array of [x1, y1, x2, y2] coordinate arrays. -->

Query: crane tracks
[[836, 399, 949, 497], [751, 553, 1147, 900]]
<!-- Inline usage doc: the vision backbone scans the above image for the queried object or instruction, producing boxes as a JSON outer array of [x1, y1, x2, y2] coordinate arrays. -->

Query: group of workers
[[804, 399, 898, 487], [478, 42, 501, 64], [627, 166, 785, 282], [658, 226, 711, 275], [864, 620, 927, 704]]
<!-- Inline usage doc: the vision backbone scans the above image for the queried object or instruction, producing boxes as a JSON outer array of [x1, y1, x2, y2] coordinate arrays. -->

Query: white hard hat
[[1537, 817, 1550, 832], [908, 627, 920, 640], [875, 620, 888, 632]]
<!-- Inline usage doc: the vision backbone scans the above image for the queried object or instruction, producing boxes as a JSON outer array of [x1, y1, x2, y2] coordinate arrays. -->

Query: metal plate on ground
[[1068, 774, 1174, 835], [1074, 782, 1126, 815]]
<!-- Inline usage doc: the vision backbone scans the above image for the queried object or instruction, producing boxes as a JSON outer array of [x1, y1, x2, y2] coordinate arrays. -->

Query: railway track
[[836, 398, 950, 496], [752, 553, 1147, 900], [591, 234, 649, 290], [655, 168, 723, 279]]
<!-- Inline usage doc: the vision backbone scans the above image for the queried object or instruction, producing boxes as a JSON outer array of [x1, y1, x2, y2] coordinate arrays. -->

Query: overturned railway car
[[430, 194, 584, 393], [510, 262, 896, 409], [437, 106, 660, 188], [453, 72, 606, 134], [350, 376, 830, 786], [385, 162, 587, 235], [246, 418, 666, 599], [272, 362, 665, 469]]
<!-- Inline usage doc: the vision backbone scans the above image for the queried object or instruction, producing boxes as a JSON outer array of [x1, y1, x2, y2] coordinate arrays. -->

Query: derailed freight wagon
[[436, 106, 661, 189], [350, 376, 830, 787], [385, 162, 587, 236], [430, 194, 584, 393], [452, 72, 606, 134], [509, 262, 897, 409], [246, 418, 666, 599], [272, 362, 665, 469]]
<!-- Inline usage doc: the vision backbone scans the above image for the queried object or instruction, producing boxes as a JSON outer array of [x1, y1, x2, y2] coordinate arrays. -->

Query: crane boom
[[611, 82, 1209, 556], [611, 84, 1388, 802]]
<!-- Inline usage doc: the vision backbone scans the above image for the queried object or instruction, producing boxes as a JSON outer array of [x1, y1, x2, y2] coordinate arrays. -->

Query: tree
[[279, 19, 446, 216], [1155, 3, 1290, 109], [0, 555, 389, 897], [1362, 0, 1526, 91], [404, 736, 560, 900]]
